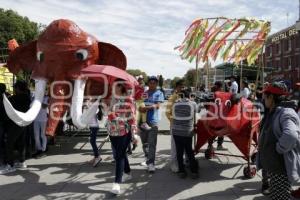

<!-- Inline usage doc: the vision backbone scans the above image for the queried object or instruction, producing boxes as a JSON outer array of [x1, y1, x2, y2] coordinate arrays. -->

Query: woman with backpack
[[257, 81, 300, 200]]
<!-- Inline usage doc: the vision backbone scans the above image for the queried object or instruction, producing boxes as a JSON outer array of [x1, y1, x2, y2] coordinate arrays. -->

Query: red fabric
[[134, 85, 144, 100], [263, 85, 289, 96], [194, 92, 260, 161], [81, 65, 138, 85]]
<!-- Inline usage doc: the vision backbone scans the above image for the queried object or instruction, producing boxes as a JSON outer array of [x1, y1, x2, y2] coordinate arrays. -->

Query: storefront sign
[[271, 28, 298, 43]]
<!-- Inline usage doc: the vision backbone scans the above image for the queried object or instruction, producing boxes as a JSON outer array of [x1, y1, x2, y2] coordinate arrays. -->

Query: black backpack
[[96, 105, 103, 121]]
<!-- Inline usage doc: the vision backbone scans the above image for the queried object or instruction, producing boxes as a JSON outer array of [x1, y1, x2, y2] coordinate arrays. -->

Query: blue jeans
[[140, 125, 158, 165], [89, 127, 99, 158], [110, 134, 131, 183]]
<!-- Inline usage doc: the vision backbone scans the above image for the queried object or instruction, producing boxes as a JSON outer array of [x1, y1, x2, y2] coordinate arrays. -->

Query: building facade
[[265, 25, 300, 89]]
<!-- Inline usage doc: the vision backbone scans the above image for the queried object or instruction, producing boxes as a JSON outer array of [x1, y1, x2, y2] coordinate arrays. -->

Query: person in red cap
[[257, 82, 300, 199]]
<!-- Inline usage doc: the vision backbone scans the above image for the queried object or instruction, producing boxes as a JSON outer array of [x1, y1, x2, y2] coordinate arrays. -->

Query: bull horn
[[3, 79, 47, 126], [71, 79, 101, 129]]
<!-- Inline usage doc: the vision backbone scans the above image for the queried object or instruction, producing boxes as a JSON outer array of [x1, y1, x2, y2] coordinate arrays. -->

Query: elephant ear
[[98, 42, 127, 70], [7, 40, 38, 74]]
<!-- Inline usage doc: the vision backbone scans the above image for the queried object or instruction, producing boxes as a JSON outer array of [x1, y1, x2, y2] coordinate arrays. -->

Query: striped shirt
[[171, 98, 197, 137]]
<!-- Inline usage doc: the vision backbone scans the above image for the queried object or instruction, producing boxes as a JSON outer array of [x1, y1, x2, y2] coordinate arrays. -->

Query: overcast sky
[[1, 0, 298, 78]]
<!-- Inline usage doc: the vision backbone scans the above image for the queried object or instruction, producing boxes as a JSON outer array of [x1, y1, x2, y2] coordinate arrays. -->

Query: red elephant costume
[[194, 92, 261, 178], [5, 19, 127, 136]]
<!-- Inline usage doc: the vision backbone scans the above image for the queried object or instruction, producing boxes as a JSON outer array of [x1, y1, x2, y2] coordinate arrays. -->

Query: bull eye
[[76, 49, 88, 61], [37, 51, 44, 62], [215, 98, 221, 105], [225, 100, 232, 107]]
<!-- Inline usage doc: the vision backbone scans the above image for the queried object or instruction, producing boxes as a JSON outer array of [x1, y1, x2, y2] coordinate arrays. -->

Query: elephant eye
[[215, 98, 221, 105], [37, 51, 44, 62], [76, 49, 88, 61], [225, 100, 232, 108]]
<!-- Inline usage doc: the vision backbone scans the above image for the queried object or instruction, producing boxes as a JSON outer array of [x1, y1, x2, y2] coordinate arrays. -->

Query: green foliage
[[126, 69, 148, 80], [0, 8, 41, 48], [170, 77, 181, 89], [184, 69, 197, 87]]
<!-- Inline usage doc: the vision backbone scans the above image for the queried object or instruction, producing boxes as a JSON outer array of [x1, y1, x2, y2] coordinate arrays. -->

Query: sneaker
[[261, 183, 270, 196], [122, 173, 132, 182], [140, 161, 147, 167], [111, 183, 121, 195], [14, 162, 27, 169], [170, 162, 179, 173], [216, 145, 228, 151], [93, 157, 102, 167], [148, 163, 155, 173], [0, 164, 16, 175], [140, 122, 151, 130]]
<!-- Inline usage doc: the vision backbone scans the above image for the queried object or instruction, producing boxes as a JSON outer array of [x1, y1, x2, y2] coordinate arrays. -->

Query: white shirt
[[230, 81, 239, 94], [241, 88, 250, 99], [83, 101, 100, 128], [35, 96, 49, 122]]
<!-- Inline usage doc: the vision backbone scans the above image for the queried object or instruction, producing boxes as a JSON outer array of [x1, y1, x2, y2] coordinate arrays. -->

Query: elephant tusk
[[71, 79, 101, 129], [3, 79, 47, 126]]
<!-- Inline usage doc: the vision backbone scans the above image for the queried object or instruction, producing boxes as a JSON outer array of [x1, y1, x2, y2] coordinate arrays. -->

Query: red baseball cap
[[296, 82, 300, 87], [263, 85, 289, 96]]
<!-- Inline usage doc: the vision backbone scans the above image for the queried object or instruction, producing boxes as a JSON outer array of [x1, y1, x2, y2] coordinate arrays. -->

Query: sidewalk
[[0, 135, 268, 200]]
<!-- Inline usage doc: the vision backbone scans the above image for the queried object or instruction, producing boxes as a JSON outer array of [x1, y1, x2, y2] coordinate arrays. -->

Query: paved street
[[0, 133, 269, 200]]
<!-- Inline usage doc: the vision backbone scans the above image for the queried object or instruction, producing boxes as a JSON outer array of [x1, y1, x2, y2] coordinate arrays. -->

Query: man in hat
[[225, 75, 238, 94], [139, 76, 164, 173], [228, 75, 239, 94], [240, 79, 250, 99]]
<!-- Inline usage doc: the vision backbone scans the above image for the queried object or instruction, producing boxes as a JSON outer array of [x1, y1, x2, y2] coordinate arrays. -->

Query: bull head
[[5, 19, 127, 136], [204, 92, 256, 137]]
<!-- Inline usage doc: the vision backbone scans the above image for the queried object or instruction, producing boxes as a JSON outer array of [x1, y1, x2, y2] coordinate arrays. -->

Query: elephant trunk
[[46, 81, 72, 136], [3, 79, 46, 126]]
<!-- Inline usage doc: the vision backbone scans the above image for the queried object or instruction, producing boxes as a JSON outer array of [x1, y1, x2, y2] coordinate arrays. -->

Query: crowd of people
[[0, 75, 300, 198]]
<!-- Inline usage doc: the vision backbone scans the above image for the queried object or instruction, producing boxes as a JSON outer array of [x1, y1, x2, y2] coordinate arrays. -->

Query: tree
[[126, 69, 147, 80], [0, 8, 41, 48], [170, 76, 182, 89], [184, 69, 197, 87]]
